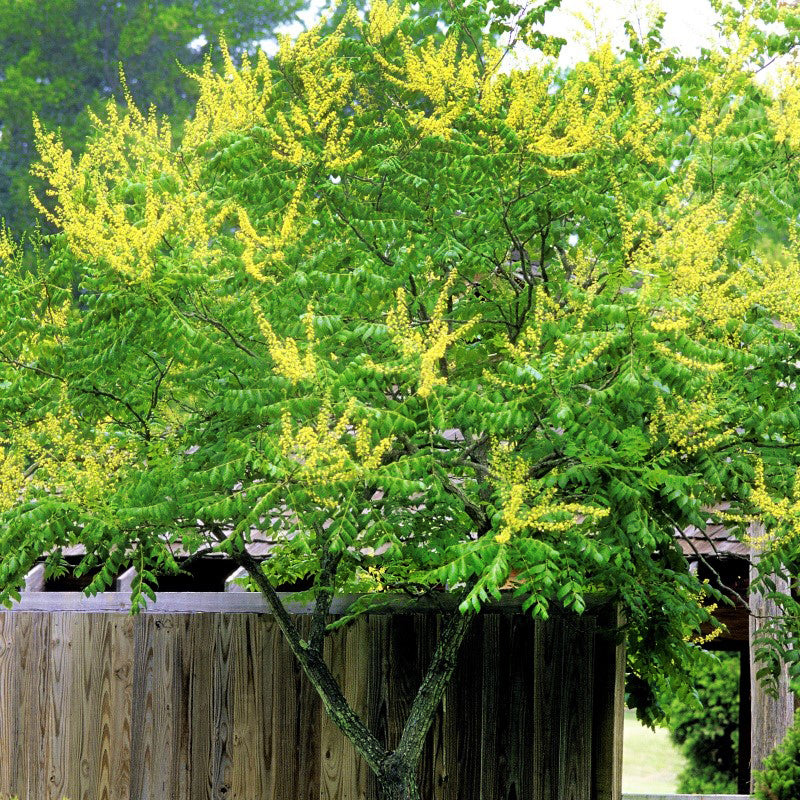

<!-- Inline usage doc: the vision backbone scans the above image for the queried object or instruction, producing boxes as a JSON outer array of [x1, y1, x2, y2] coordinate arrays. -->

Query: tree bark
[[232, 545, 475, 795], [232, 548, 388, 773], [377, 763, 422, 800]]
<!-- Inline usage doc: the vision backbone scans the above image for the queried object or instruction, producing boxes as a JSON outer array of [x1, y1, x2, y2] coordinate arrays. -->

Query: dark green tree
[[756, 711, 800, 800], [666, 651, 739, 794], [0, 0, 304, 232]]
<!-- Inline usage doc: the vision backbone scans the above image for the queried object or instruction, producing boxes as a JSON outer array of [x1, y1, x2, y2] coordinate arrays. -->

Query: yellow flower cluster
[[278, 396, 393, 487], [746, 460, 800, 546], [504, 285, 564, 364], [31, 95, 213, 282], [0, 223, 17, 263], [182, 37, 272, 150], [1, 404, 131, 514], [649, 395, 733, 456], [690, 14, 754, 145], [491, 443, 609, 545], [503, 41, 666, 169], [253, 300, 316, 384], [634, 194, 753, 333], [369, 8, 479, 139], [386, 271, 479, 398], [235, 175, 309, 282], [274, 9, 363, 170], [652, 341, 726, 374], [768, 59, 800, 151], [0, 449, 25, 513]]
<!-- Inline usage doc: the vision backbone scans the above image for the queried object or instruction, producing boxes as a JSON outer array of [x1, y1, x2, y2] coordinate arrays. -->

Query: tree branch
[[230, 546, 389, 775], [309, 530, 342, 656], [394, 584, 475, 766]]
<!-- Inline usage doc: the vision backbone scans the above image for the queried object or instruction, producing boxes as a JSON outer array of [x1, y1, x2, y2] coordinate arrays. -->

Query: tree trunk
[[377, 754, 422, 800], [377, 776, 422, 800]]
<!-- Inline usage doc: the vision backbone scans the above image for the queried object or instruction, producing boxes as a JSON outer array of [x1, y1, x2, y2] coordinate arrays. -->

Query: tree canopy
[[0, 0, 306, 232], [2, 0, 800, 795]]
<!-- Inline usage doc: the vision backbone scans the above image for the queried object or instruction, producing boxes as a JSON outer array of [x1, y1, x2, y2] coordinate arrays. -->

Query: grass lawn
[[622, 709, 687, 794]]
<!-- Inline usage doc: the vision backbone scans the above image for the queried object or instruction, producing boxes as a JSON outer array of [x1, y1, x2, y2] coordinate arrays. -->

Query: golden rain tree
[[3, 1, 800, 796]]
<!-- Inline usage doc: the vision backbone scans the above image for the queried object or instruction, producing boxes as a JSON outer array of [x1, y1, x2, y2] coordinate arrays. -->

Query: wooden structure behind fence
[[0, 594, 624, 800]]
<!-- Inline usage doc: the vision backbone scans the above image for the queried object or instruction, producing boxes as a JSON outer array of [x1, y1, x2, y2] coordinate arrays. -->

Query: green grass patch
[[622, 709, 687, 794]]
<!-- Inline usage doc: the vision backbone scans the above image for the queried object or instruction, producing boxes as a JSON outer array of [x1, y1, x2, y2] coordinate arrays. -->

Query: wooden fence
[[0, 594, 624, 800]]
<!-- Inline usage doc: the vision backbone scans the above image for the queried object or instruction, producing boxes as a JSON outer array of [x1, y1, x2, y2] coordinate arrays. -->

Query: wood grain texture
[[0, 614, 18, 795], [533, 615, 564, 800], [560, 616, 595, 800], [321, 615, 370, 800], [0, 604, 619, 800], [592, 605, 625, 800], [230, 614, 269, 799], [14, 612, 50, 800]]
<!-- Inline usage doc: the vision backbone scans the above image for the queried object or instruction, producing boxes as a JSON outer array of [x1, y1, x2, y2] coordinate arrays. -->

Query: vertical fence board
[[321, 616, 371, 800], [427, 614, 454, 800], [533, 616, 564, 800], [560, 616, 595, 800], [76, 615, 111, 800], [0, 614, 18, 795], [130, 614, 157, 800], [480, 615, 504, 799], [592, 606, 625, 800], [14, 612, 50, 800], [505, 615, 538, 800], [46, 613, 72, 800], [187, 613, 216, 800], [109, 614, 135, 800], [451, 618, 484, 799], [366, 615, 391, 800], [211, 613, 235, 799], [231, 614, 269, 799], [295, 617, 322, 800]]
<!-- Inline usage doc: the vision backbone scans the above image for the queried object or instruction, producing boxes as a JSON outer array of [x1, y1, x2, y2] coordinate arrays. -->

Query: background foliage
[[0, 0, 304, 231], [666, 650, 740, 794], [755, 711, 800, 800]]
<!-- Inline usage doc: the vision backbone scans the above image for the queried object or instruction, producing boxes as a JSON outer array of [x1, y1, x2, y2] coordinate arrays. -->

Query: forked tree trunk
[[378, 775, 422, 800], [232, 547, 475, 798], [377, 754, 422, 800]]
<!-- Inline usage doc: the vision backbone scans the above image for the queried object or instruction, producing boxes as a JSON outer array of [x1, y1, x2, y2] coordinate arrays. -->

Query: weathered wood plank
[[230, 614, 269, 799], [504, 614, 538, 800], [75, 615, 108, 800], [426, 613, 455, 800], [108, 614, 135, 800], [294, 617, 322, 800], [211, 613, 235, 799], [0, 614, 18, 795], [592, 605, 625, 800], [14, 612, 50, 800], [0, 605, 617, 800], [321, 616, 370, 800], [533, 615, 564, 800], [130, 615, 157, 800], [451, 618, 483, 799], [23, 563, 46, 591], [224, 567, 249, 592], [560, 616, 595, 800], [480, 614, 504, 799], [9, 590, 612, 614], [186, 613, 216, 800]]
